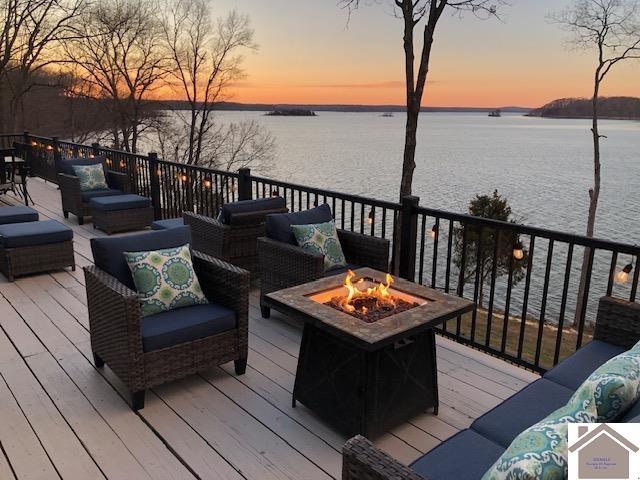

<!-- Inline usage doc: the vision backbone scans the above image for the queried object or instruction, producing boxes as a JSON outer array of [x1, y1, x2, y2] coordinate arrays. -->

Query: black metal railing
[[4, 131, 638, 374]]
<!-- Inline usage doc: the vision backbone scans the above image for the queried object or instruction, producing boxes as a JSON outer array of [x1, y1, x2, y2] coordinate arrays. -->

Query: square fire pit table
[[265, 267, 474, 437]]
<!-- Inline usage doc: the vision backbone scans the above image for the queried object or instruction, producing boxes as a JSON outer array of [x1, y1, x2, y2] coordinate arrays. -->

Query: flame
[[337, 270, 397, 314]]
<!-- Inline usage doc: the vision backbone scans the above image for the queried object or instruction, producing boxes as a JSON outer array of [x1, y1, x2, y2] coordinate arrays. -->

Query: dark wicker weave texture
[[59, 170, 130, 224], [340, 295, 640, 480], [92, 205, 154, 234], [258, 229, 390, 315], [84, 251, 249, 408], [0, 240, 75, 281], [183, 207, 287, 275]]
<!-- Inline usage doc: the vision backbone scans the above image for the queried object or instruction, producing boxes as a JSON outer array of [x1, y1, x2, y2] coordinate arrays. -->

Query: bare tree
[[0, 0, 84, 131], [341, 0, 506, 199], [64, 0, 167, 152], [160, 0, 268, 168], [551, 0, 640, 326]]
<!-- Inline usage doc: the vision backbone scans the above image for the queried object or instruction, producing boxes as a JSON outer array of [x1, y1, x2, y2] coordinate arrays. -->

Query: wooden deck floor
[[0, 179, 539, 480]]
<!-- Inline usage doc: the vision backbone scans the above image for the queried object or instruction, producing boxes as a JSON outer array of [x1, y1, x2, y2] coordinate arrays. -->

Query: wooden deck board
[[0, 180, 539, 479]]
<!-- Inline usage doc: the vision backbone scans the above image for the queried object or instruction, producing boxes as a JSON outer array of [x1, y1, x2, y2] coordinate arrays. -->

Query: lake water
[[209, 111, 639, 327]]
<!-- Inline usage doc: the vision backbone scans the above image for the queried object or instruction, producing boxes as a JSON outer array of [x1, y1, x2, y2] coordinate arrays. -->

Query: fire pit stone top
[[266, 268, 475, 346]]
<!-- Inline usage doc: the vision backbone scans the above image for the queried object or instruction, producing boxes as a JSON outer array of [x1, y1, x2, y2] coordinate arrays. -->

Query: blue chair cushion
[[90, 194, 151, 212], [410, 429, 504, 480], [265, 203, 333, 245], [620, 399, 640, 422], [543, 340, 626, 390], [91, 226, 192, 289], [81, 188, 123, 203], [471, 378, 575, 448], [59, 156, 105, 176], [0, 206, 38, 224], [324, 264, 360, 277], [0, 220, 73, 248], [140, 303, 236, 352], [152, 218, 184, 230], [220, 197, 287, 225]]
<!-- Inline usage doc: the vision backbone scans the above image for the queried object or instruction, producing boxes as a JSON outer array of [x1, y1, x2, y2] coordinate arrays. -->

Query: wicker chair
[[258, 204, 390, 318], [341, 296, 640, 480], [183, 197, 288, 275], [58, 156, 131, 225], [85, 227, 249, 410]]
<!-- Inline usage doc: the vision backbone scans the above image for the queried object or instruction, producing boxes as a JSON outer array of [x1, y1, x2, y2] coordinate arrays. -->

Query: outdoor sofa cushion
[[543, 340, 626, 390], [0, 205, 38, 224], [140, 303, 236, 352], [81, 188, 123, 202], [90, 194, 151, 212], [410, 429, 504, 480], [0, 220, 72, 248], [266, 203, 333, 245], [152, 218, 184, 230], [470, 378, 575, 448], [91, 226, 192, 290], [220, 197, 287, 225], [59, 156, 105, 176]]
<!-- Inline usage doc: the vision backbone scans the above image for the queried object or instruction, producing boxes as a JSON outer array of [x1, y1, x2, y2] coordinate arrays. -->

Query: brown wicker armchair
[[58, 156, 131, 224], [258, 204, 390, 318], [85, 227, 249, 410], [183, 197, 288, 275]]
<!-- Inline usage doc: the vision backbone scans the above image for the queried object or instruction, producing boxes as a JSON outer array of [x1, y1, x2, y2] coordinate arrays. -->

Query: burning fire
[[336, 270, 396, 314]]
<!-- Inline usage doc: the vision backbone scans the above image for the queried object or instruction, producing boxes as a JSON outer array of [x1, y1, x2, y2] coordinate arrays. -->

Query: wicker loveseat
[[84, 226, 249, 410], [258, 204, 390, 318], [342, 296, 640, 480], [58, 156, 130, 224]]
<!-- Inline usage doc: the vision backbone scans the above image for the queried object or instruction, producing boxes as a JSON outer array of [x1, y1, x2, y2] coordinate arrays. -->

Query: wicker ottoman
[[0, 220, 75, 281], [90, 194, 153, 234]]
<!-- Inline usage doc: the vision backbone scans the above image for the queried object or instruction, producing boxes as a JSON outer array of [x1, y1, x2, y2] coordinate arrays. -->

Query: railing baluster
[[631, 257, 639, 302], [418, 214, 426, 285], [500, 238, 515, 354], [554, 243, 574, 365], [606, 251, 618, 296], [445, 219, 453, 293], [576, 247, 595, 349], [485, 229, 500, 348], [517, 235, 535, 360], [431, 217, 440, 289], [470, 226, 484, 342], [456, 224, 469, 337], [534, 239, 554, 368]]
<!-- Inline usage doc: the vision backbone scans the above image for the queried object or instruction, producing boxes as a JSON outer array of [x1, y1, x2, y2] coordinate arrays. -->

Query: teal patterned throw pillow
[[291, 220, 347, 271], [124, 244, 208, 317], [72, 163, 108, 191], [482, 385, 598, 480]]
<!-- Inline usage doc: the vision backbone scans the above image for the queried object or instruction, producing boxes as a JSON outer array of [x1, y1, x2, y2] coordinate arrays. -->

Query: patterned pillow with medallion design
[[291, 220, 347, 271], [72, 163, 109, 191], [124, 244, 208, 317]]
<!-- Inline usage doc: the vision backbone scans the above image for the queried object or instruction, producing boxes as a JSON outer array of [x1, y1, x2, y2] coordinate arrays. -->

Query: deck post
[[148, 152, 162, 220], [52, 137, 61, 176], [91, 142, 100, 157], [398, 195, 419, 282], [238, 167, 252, 201]]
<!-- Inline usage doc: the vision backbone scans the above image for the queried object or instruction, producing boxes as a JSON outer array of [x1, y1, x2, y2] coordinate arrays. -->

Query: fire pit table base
[[293, 323, 438, 437]]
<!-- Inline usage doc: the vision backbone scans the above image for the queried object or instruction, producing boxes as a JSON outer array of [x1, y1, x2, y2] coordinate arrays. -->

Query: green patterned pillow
[[571, 341, 640, 422], [482, 385, 598, 480], [291, 220, 347, 271], [124, 244, 208, 318], [72, 163, 108, 191]]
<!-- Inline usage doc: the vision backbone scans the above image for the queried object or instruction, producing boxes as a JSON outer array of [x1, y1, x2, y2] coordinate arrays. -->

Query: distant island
[[266, 109, 316, 117], [527, 97, 640, 120]]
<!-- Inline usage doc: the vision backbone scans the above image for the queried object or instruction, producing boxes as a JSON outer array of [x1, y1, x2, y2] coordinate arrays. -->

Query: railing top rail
[[417, 205, 640, 255], [248, 174, 401, 211], [155, 158, 240, 178]]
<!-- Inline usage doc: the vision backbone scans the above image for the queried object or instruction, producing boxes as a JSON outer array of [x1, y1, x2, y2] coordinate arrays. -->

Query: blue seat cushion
[[0, 220, 73, 248], [324, 264, 360, 277], [90, 194, 151, 212], [91, 226, 192, 289], [81, 188, 123, 202], [59, 156, 105, 176], [410, 429, 504, 480], [265, 203, 333, 245], [543, 340, 626, 390], [140, 303, 236, 352], [620, 399, 640, 422], [220, 197, 287, 225], [471, 378, 574, 448], [152, 218, 184, 230], [0, 206, 38, 224]]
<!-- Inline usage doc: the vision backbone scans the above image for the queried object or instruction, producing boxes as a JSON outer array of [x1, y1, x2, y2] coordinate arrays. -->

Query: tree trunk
[[573, 73, 602, 327]]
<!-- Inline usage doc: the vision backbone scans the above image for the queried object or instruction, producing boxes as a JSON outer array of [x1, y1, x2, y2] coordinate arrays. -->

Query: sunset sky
[[210, 0, 640, 108]]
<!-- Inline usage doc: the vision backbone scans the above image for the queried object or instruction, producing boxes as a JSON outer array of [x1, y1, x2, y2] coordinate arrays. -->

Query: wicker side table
[[90, 194, 154, 234]]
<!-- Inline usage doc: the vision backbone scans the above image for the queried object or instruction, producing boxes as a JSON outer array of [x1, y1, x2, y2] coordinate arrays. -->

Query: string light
[[46, 145, 53, 151], [119, 160, 126, 168], [615, 263, 633, 285], [429, 224, 438, 240], [271, 188, 279, 197], [204, 179, 212, 188], [367, 210, 374, 225], [513, 240, 524, 260]]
